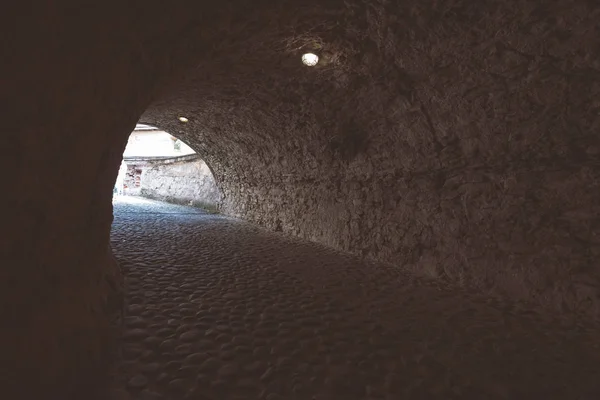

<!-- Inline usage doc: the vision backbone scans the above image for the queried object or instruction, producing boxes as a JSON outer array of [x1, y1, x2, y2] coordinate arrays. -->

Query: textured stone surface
[[141, 0, 600, 316], [108, 197, 600, 399], [138, 156, 222, 209], [1, 0, 599, 398]]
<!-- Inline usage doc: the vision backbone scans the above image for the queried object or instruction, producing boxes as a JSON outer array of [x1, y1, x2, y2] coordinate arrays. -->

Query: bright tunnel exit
[[114, 124, 221, 212]]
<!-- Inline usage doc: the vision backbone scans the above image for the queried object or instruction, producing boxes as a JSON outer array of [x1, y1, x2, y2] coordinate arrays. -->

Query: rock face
[[1, 0, 599, 398], [143, 0, 600, 316], [138, 155, 222, 209]]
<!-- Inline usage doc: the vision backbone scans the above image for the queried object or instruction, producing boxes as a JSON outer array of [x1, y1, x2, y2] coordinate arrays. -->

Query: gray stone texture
[[139, 156, 222, 208]]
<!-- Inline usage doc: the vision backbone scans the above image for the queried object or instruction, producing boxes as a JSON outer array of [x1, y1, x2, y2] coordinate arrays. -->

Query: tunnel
[[2, 0, 599, 398]]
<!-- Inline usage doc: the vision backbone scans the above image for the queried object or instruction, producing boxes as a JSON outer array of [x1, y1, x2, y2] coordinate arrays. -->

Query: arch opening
[[113, 124, 222, 212]]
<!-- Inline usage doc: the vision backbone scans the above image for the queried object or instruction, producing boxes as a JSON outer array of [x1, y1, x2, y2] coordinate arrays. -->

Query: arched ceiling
[[3, 0, 598, 323], [138, 0, 599, 314], [3, 2, 598, 397]]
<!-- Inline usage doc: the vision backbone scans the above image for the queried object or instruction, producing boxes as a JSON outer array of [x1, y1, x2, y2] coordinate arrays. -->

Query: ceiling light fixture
[[178, 116, 189, 123], [301, 53, 319, 66]]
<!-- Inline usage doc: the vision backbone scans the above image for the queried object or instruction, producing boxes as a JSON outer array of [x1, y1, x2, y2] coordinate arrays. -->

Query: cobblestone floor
[[108, 196, 600, 399]]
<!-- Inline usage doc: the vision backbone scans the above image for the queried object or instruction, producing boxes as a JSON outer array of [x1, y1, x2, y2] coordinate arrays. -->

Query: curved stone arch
[[137, 0, 600, 305], [123, 124, 224, 209], [2, 0, 599, 398]]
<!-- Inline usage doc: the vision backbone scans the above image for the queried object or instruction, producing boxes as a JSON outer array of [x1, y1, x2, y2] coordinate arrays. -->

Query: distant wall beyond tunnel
[[127, 154, 222, 210]]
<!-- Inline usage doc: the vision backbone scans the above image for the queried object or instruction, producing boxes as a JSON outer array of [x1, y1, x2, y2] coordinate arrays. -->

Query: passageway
[[3, 1, 599, 398], [108, 197, 599, 399]]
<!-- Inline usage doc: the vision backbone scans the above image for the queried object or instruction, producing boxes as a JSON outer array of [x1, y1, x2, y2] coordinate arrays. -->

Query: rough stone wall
[[2, 0, 599, 397], [123, 165, 142, 196], [144, 0, 600, 318], [139, 156, 222, 209]]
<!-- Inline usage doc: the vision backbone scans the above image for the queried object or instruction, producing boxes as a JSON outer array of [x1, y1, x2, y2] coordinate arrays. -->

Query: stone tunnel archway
[[138, 0, 600, 315], [115, 125, 223, 210], [2, 0, 599, 398]]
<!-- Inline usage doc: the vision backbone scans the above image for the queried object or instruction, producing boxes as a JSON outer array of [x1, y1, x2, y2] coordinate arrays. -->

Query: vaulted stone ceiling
[[1, 0, 599, 398], [143, 0, 600, 312]]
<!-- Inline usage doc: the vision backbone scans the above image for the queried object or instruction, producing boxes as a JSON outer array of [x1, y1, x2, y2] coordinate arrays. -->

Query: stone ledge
[[123, 154, 200, 165]]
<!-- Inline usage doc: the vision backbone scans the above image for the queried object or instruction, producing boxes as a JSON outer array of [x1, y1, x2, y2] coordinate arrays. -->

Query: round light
[[301, 53, 319, 66], [178, 116, 189, 123]]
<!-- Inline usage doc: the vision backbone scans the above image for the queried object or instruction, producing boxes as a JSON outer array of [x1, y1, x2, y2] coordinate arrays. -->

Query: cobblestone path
[[108, 196, 600, 400]]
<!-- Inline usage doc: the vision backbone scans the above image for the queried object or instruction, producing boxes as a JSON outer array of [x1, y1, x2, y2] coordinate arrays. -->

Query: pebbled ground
[[108, 196, 600, 400]]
